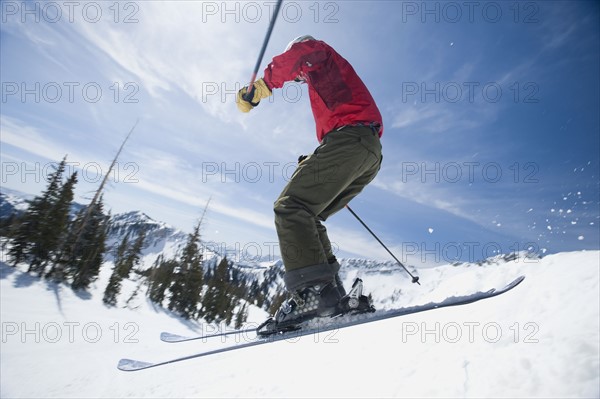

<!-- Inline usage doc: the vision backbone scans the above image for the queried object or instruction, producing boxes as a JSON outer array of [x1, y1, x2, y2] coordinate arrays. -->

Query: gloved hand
[[236, 78, 272, 113]]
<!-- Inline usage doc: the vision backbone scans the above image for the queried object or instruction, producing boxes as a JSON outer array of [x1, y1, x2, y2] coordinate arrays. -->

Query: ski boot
[[257, 278, 375, 337], [257, 280, 342, 337]]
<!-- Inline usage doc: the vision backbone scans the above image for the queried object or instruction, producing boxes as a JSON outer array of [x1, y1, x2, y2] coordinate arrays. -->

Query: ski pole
[[345, 205, 421, 285], [246, 0, 284, 91]]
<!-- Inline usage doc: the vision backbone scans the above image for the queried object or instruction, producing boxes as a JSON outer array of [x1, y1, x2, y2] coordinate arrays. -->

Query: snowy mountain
[[0, 187, 183, 253], [106, 210, 188, 258], [0, 187, 33, 219], [0, 187, 86, 221], [0, 188, 283, 308], [0, 187, 256, 268]]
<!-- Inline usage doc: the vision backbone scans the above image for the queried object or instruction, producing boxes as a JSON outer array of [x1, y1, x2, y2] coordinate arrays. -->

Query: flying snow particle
[[428, 228, 434, 234], [578, 236, 584, 241], [450, 42, 454, 46], [547, 226, 552, 231]]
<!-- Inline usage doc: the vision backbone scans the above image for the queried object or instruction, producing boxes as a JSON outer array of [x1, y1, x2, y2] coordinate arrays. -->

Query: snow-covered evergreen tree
[[202, 256, 236, 323], [69, 199, 108, 290], [103, 230, 146, 306], [147, 255, 176, 305], [8, 157, 77, 276], [44, 171, 78, 281], [168, 221, 204, 319]]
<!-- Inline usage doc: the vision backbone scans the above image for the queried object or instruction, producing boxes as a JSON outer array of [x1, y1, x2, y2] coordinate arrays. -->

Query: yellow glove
[[236, 78, 272, 113]]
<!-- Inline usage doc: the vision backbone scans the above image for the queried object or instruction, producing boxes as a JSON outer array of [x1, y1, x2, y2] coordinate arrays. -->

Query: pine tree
[[27, 158, 67, 274], [234, 303, 249, 329], [0, 212, 18, 239], [103, 230, 146, 306], [8, 157, 75, 274], [202, 256, 234, 323], [168, 221, 204, 319], [224, 295, 237, 326], [103, 234, 130, 306], [6, 215, 30, 266], [65, 121, 137, 288], [44, 171, 78, 281], [70, 199, 108, 290], [248, 280, 265, 308], [148, 255, 176, 305]]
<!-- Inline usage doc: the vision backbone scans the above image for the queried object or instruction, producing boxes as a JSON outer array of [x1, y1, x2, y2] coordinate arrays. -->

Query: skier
[[237, 35, 383, 331]]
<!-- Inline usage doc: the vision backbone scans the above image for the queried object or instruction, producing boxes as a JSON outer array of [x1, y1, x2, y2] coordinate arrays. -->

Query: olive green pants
[[274, 126, 382, 291]]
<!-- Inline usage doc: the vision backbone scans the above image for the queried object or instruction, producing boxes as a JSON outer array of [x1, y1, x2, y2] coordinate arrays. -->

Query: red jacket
[[263, 40, 383, 142]]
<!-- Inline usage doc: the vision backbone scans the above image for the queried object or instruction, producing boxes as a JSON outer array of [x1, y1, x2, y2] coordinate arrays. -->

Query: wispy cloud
[[371, 177, 475, 223], [391, 102, 492, 134], [72, 2, 251, 121], [132, 178, 274, 231], [1, 116, 73, 161]]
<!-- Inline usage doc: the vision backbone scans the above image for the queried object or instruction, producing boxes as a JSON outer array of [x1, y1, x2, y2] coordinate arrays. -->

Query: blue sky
[[1, 0, 598, 266]]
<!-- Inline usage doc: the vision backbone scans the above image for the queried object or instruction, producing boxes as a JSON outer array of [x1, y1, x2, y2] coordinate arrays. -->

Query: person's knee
[[273, 196, 290, 215], [274, 196, 309, 217]]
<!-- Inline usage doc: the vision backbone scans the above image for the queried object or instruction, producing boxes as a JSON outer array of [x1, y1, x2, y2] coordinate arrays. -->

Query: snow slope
[[1, 251, 599, 398]]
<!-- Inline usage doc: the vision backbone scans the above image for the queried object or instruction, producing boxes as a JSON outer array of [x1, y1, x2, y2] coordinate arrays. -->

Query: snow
[[1, 251, 599, 398]]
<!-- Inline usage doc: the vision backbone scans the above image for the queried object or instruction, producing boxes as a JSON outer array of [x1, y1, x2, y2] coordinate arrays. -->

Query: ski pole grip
[[242, 85, 256, 102]]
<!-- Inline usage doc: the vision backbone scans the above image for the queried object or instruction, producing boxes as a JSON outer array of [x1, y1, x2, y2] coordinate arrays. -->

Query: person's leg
[[274, 126, 382, 291], [315, 219, 336, 263], [268, 127, 382, 330]]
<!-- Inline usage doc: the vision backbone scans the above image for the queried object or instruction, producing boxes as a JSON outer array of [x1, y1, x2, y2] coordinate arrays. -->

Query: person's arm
[[237, 41, 324, 112], [263, 41, 325, 89]]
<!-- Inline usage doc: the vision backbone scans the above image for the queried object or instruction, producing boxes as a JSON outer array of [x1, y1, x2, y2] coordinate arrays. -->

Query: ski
[[160, 328, 258, 343], [118, 275, 525, 372]]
